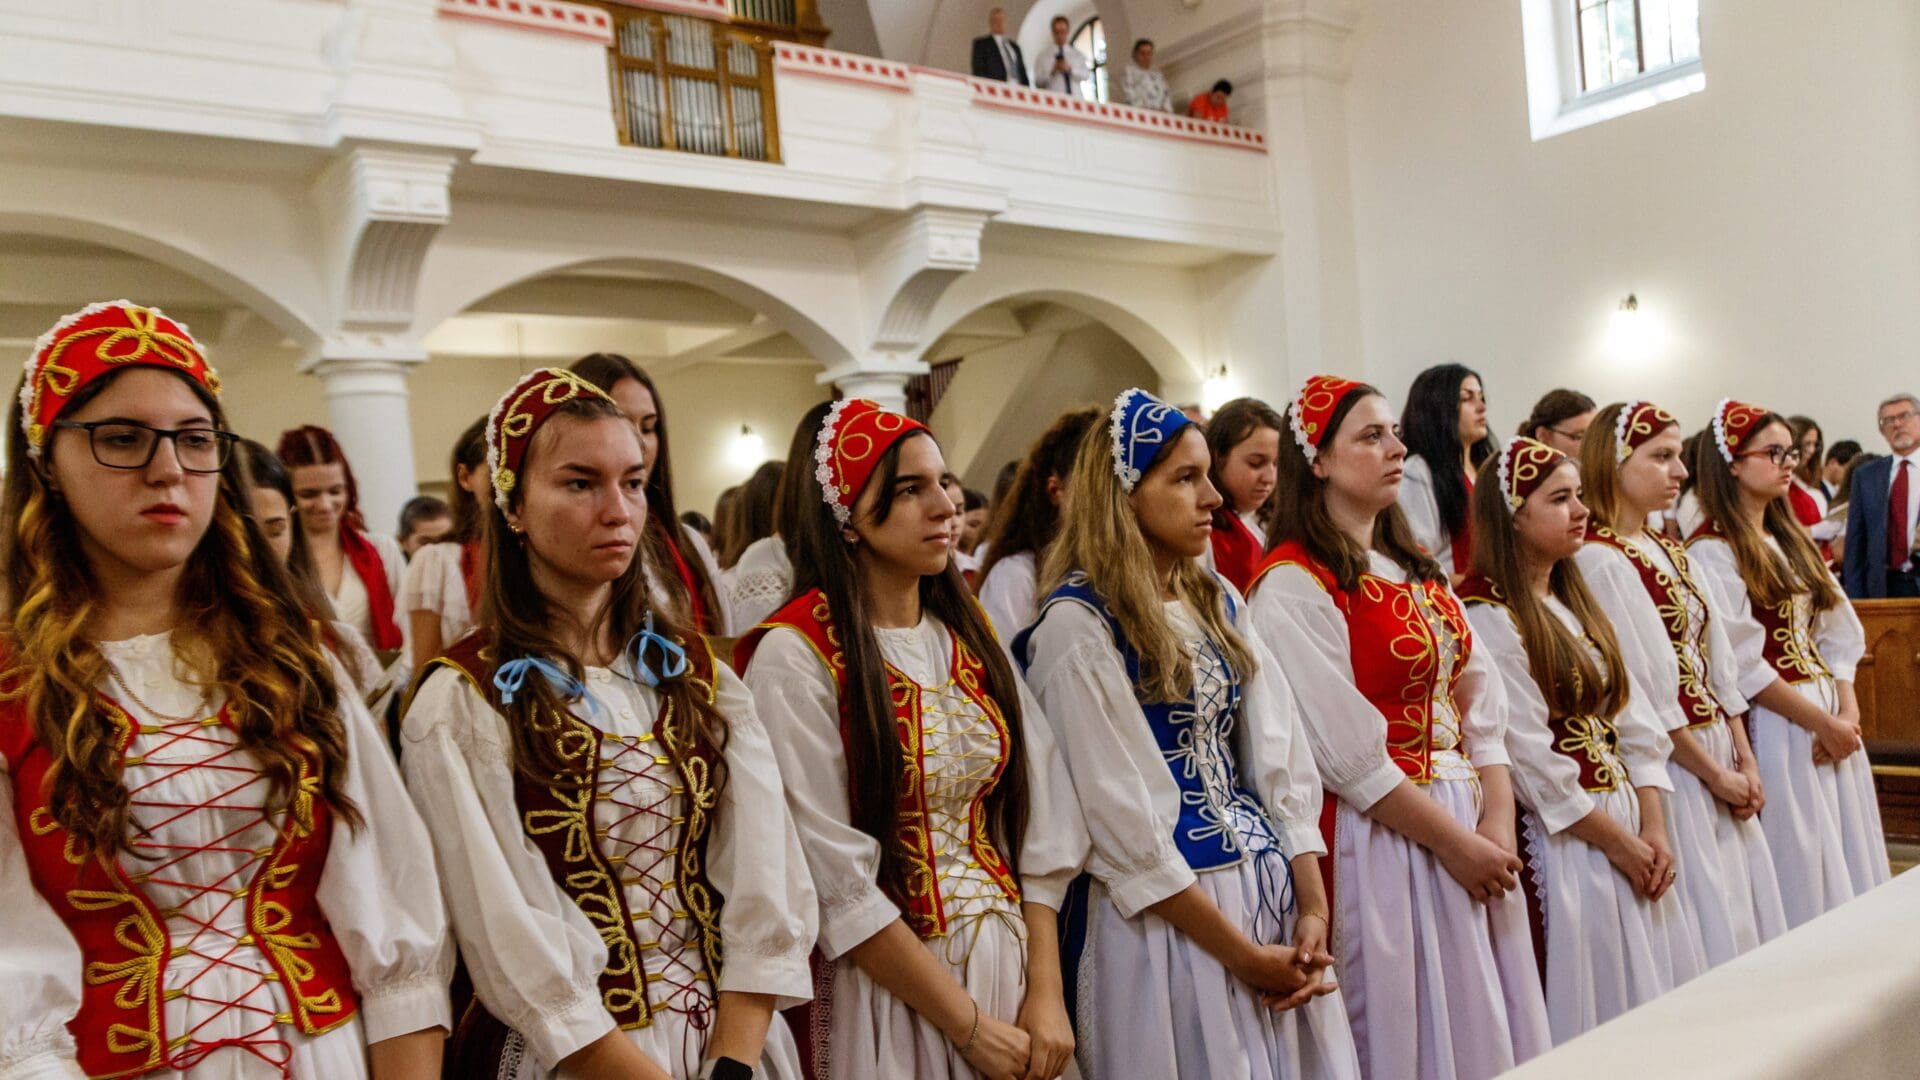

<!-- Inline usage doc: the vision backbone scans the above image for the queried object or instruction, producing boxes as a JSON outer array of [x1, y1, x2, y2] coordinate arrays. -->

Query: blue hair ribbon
[[623, 612, 690, 688], [493, 656, 602, 717]]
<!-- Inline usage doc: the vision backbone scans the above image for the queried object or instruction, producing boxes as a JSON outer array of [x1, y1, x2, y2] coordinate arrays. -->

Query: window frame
[[1071, 15, 1107, 103], [1520, 0, 1705, 141]]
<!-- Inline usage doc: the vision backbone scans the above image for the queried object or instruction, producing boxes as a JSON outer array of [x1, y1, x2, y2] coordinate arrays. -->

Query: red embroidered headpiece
[[1288, 374, 1367, 462], [486, 367, 617, 511], [814, 399, 929, 524], [1498, 436, 1569, 510], [1710, 398, 1771, 464], [19, 300, 219, 460], [1613, 401, 1679, 463]]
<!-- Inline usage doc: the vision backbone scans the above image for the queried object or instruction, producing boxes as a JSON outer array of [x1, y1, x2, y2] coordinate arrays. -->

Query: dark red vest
[[1250, 541, 1474, 784], [1209, 510, 1263, 594], [1687, 523, 1831, 686], [1586, 525, 1732, 727], [0, 693, 357, 1078], [734, 590, 1021, 939]]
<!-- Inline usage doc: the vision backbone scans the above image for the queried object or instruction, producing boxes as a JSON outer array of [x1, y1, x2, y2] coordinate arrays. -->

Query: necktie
[[1890, 459, 1910, 570], [1059, 48, 1072, 94], [1001, 39, 1017, 82]]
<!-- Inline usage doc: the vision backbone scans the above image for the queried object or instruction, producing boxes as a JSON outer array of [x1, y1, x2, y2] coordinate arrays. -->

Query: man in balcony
[[1033, 15, 1091, 96], [971, 7, 1029, 87], [1117, 38, 1171, 112]]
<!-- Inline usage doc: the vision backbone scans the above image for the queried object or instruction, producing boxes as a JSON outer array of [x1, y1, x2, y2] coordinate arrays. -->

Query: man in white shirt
[[1033, 15, 1091, 96], [1843, 392, 1920, 598], [970, 7, 1029, 86], [1116, 37, 1171, 112]]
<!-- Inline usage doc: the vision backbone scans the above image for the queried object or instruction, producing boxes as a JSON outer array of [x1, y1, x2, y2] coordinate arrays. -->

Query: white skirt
[[1071, 858, 1361, 1079], [824, 905, 1027, 1079], [1751, 681, 1890, 928], [1331, 779, 1550, 1080], [1520, 785, 1708, 1043], [495, 997, 805, 1079], [1665, 720, 1789, 965]]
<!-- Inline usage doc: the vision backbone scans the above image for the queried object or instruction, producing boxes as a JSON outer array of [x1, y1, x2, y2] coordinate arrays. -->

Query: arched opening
[[917, 295, 1161, 489], [417, 260, 835, 521]]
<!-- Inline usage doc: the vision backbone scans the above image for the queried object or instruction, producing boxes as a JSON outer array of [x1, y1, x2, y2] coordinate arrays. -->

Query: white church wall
[[1344, 0, 1920, 447]]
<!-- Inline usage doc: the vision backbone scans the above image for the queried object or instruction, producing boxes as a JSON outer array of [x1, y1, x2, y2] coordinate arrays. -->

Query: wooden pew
[[1850, 598, 1920, 843]]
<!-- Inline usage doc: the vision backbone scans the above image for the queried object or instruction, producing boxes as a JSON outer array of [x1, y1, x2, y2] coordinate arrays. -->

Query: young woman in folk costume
[[1013, 388, 1361, 1080], [1245, 375, 1548, 1080], [399, 369, 815, 1080], [725, 403, 834, 636], [1456, 437, 1707, 1040], [241, 439, 386, 699], [736, 399, 1088, 1080], [0, 301, 453, 1079], [1396, 363, 1496, 582], [1686, 399, 1889, 926], [276, 425, 407, 660], [1203, 397, 1285, 593], [1574, 402, 1788, 965], [399, 416, 488, 676], [975, 405, 1101, 642], [571, 354, 729, 635]]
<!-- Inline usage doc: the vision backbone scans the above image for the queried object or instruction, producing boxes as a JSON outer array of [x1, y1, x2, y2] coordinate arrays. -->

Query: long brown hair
[[1266, 385, 1442, 591], [570, 353, 723, 627], [1041, 421, 1256, 703], [3, 371, 358, 859], [1205, 396, 1284, 525], [722, 460, 783, 568], [1787, 415, 1824, 489], [977, 405, 1101, 589], [1689, 416, 1839, 612], [785, 429, 1030, 905], [473, 396, 730, 787], [446, 416, 489, 544], [1468, 455, 1630, 723], [276, 424, 368, 533]]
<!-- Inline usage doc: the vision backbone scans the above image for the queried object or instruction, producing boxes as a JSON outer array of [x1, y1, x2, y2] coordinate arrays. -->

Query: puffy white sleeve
[[1700, 576, 1751, 716], [725, 540, 792, 636], [1687, 539, 1778, 700], [1814, 571, 1866, 683], [399, 669, 615, 1068], [328, 620, 386, 699], [0, 757, 86, 1080], [1021, 601, 1198, 918], [1006, 674, 1092, 909], [1462, 604, 1595, 834], [398, 542, 453, 619], [1397, 456, 1449, 565], [743, 628, 900, 961], [1245, 566, 1404, 810], [373, 531, 407, 608], [312, 657, 455, 1043], [1230, 591, 1329, 858], [978, 552, 1037, 645], [1575, 545, 1690, 734], [705, 664, 818, 1005], [1452, 593, 1513, 771]]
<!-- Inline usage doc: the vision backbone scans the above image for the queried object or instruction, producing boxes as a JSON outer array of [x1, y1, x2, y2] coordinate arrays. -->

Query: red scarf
[[656, 520, 711, 634], [459, 539, 483, 615], [340, 525, 402, 651]]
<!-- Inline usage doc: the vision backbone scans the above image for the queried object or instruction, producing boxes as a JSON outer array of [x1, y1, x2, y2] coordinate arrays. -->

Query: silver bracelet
[[956, 1000, 981, 1056]]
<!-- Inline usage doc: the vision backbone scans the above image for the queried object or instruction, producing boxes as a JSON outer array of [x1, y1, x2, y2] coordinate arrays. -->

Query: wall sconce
[[728, 424, 766, 471], [1608, 293, 1652, 360], [1200, 365, 1237, 414]]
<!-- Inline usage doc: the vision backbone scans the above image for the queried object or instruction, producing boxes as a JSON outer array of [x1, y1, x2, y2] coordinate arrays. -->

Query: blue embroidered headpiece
[[1108, 387, 1195, 492]]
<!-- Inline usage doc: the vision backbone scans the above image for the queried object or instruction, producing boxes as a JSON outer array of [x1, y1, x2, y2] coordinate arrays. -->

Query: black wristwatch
[[696, 1058, 754, 1080]]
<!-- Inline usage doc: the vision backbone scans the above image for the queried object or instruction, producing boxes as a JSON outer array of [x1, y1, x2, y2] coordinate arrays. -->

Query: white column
[[308, 340, 425, 533], [819, 358, 925, 415]]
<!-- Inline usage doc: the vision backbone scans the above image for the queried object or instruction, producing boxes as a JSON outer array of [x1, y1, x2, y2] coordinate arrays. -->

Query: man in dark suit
[[970, 7, 1029, 86], [1844, 393, 1920, 598]]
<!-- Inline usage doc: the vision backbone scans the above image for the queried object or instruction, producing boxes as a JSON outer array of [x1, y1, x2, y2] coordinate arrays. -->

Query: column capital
[[313, 145, 457, 337], [854, 205, 992, 360], [816, 360, 927, 415]]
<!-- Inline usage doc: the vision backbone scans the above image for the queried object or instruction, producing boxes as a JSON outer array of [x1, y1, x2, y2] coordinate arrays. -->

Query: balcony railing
[[597, 4, 781, 162]]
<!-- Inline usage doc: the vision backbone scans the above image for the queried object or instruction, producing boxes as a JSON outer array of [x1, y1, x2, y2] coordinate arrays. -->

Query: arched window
[[1072, 16, 1108, 102]]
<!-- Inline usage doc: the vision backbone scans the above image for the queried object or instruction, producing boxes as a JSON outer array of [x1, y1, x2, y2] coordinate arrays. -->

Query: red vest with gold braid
[[1453, 574, 1629, 793], [422, 630, 725, 1050], [0, 690, 357, 1079], [1585, 525, 1732, 727], [734, 589, 1021, 939], [1687, 522, 1831, 686], [1249, 540, 1474, 784]]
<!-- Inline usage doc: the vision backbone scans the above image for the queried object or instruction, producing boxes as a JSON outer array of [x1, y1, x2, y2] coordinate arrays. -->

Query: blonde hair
[[1041, 422, 1254, 702]]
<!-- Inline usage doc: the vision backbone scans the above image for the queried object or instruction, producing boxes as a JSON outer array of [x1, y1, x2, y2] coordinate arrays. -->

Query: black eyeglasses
[[1736, 445, 1802, 468], [1548, 426, 1588, 443], [51, 420, 236, 474]]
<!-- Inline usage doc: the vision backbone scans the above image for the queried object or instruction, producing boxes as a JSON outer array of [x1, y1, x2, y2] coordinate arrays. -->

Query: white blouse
[[401, 654, 814, 1070], [1688, 536, 1864, 700], [0, 633, 453, 1077], [1397, 455, 1458, 571], [1021, 588, 1326, 918], [726, 535, 793, 635], [977, 551, 1038, 644], [1575, 535, 1750, 735], [1465, 596, 1674, 836], [398, 541, 472, 665], [329, 530, 406, 649], [1248, 551, 1512, 811], [744, 615, 1088, 959], [682, 525, 731, 636]]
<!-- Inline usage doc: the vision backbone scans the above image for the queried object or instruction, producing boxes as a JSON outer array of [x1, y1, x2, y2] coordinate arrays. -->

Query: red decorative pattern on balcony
[[437, 0, 614, 43], [773, 42, 912, 92], [965, 77, 1267, 151]]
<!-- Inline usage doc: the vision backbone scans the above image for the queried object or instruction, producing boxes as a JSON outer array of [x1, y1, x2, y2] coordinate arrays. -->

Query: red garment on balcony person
[[0, 300, 452, 1079], [1189, 79, 1234, 122]]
